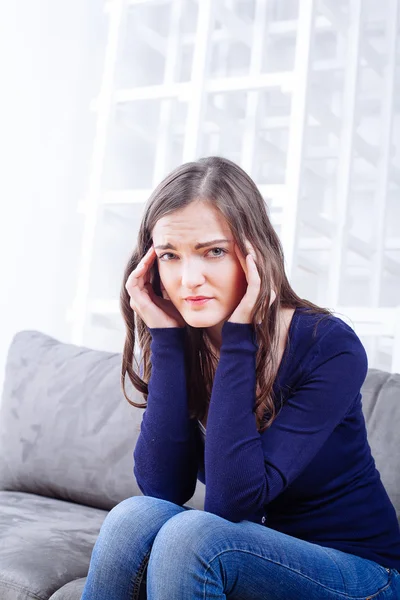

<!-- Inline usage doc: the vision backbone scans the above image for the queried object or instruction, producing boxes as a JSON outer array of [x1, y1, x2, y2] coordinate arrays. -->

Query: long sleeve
[[204, 319, 369, 524], [133, 327, 198, 505]]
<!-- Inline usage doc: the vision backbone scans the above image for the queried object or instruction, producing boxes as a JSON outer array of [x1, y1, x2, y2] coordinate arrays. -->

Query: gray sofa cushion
[[0, 491, 106, 600], [49, 578, 87, 600], [0, 330, 142, 511], [360, 369, 400, 519]]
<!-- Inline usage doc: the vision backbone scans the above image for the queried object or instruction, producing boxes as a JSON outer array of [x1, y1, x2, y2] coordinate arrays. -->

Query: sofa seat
[[0, 491, 106, 600], [49, 578, 87, 600]]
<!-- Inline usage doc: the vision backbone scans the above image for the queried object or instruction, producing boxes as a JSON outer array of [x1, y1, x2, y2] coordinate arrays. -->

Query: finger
[[126, 266, 148, 296], [148, 286, 168, 309], [234, 243, 248, 278], [269, 287, 277, 307], [241, 241, 258, 283], [141, 247, 158, 287], [142, 245, 156, 265], [131, 246, 154, 275], [141, 245, 156, 260], [243, 253, 261, 308], [138, 246, 157, 278], [244, 242, 265, 320], [246, 254, 261, 289], [244, 241, 263, 304], [143, 281, 158, 303], [130, 274, 158, 307], [134, 246, 156, 273], [245, 241, 257, 260], [126, 247, 156, 290]]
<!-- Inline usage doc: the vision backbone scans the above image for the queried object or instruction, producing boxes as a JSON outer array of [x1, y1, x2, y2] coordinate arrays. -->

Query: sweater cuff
[[221, 321, 258, 351], [149, 326, 185, 349]]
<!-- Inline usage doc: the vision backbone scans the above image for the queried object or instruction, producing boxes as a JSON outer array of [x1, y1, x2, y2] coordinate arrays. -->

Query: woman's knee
[[150, 509, 226, 562], [84, 497, 183, 586], [97, 495, 186, 547]]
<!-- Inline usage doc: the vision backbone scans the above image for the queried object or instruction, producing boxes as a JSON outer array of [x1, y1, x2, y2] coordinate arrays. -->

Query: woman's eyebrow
[[154, 238, 232, 251]]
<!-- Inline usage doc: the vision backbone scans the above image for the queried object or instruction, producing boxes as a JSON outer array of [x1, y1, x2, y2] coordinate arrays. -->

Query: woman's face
[[151, 200, 248, 334]]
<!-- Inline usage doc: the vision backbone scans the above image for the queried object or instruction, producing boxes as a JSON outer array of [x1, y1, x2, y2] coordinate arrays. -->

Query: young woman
[[81, 156, 400, 599]]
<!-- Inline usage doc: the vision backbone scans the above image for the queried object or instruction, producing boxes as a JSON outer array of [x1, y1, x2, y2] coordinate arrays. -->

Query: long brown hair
[[120, 156, 331, 433]]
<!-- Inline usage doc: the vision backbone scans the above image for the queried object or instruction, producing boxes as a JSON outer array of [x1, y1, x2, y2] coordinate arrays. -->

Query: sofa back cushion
[[360, 369, 400, 519], [0, 330, 144, 511]]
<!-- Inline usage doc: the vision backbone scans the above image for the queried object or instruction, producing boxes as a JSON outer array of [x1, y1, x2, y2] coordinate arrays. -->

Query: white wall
[[0, 1, 102, 394]]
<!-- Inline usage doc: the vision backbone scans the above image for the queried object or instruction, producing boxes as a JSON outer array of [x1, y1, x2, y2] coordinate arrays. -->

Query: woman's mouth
[[185, 297, 213, 306]]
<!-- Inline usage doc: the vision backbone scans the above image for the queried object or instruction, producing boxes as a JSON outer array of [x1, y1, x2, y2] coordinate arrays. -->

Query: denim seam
[[203, 548, 392, 600], [131, 550, 151, 600]]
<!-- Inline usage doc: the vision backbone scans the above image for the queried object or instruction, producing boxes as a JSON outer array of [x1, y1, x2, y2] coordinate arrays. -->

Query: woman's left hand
[[228, 241, 276, 324]]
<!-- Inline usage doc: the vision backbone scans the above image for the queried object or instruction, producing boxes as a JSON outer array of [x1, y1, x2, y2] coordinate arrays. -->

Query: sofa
[[0, 329, 399, 600]]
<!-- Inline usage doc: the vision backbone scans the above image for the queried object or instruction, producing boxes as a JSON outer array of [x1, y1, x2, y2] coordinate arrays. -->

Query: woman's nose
[[181, 260, 206, 289]]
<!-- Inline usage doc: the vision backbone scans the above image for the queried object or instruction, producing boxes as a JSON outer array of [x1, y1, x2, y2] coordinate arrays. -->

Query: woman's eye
[[159, 253, 175, 261], [209, 247, 227, 258]]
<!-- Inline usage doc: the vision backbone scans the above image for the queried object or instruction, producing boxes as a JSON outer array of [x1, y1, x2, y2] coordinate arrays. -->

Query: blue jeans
[[81, 495, 400, 599]]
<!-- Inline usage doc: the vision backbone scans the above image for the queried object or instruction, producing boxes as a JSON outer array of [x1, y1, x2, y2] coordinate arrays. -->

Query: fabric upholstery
[[0, 330, 143, 511], [0, 491, 106, 600], [360, 369, 400, 519], [49, 578, 87, 600]]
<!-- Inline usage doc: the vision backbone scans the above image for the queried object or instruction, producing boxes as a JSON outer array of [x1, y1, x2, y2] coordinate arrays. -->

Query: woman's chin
[[183, 312, 224, 329]]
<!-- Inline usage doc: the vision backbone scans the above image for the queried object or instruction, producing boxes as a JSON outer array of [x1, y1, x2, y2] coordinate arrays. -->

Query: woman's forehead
[[152, 203, 231, 242]]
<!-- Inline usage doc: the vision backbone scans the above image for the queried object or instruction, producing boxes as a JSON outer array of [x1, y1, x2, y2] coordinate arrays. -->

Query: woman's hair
[[120, 156, 332, 432]]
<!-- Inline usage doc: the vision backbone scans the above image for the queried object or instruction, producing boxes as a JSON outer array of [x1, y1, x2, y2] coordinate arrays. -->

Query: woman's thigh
[[147, 509, 400, 600]]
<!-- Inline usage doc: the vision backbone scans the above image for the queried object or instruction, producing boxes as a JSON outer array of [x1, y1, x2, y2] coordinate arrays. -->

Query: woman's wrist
[[221, 321, 258, 352]]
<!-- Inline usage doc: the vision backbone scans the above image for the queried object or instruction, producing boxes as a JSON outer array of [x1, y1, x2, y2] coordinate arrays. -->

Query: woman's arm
[[133, 327, 198, 505], [203, 319, 368, 524]]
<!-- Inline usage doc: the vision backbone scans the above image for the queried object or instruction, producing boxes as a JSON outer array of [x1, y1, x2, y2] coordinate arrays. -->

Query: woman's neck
[[205, 323, 222, 356]]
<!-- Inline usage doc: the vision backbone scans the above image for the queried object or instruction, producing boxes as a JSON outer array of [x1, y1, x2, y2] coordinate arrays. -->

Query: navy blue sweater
[[133, 307, 400, 569]]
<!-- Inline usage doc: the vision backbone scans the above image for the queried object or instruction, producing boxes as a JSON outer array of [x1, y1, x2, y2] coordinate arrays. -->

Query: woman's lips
[[185, 298, 213, 306]]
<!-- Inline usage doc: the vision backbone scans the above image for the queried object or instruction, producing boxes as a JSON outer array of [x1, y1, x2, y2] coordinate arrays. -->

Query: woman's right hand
[[125, 246, 186, 329]]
